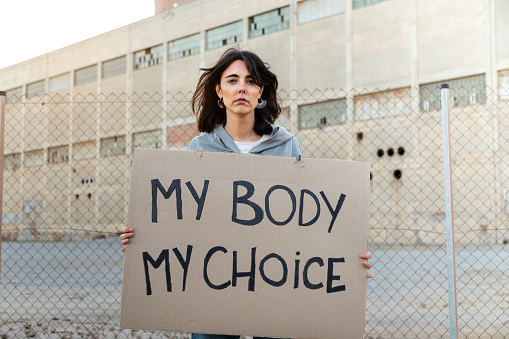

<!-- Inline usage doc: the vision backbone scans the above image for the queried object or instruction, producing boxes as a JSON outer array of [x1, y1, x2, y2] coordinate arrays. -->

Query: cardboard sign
[[120, 149, 370, 339]]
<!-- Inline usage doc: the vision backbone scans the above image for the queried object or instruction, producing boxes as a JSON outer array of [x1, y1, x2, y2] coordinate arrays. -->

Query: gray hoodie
[[188, 124, 302, 160]]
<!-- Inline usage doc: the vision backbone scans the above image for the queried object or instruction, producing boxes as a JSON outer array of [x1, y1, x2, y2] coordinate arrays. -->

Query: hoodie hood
[[188, 124, 302, 159]]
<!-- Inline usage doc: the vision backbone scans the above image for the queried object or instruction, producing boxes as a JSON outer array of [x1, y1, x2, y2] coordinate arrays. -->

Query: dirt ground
[[1, 237, 508, 338]]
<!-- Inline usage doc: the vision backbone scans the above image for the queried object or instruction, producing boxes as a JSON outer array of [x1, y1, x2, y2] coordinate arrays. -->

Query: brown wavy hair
[[191, 47, 280, 134]]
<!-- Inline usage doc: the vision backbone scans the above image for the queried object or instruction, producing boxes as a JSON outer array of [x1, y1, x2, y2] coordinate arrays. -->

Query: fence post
[[0, 91, 6, 275], [440, 84, 459, 339]]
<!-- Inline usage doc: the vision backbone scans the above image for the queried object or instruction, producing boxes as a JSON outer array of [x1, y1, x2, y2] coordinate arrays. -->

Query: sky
[[0, 0, 154, 69]]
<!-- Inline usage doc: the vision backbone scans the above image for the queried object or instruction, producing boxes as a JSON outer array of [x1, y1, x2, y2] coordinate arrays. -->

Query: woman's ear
[[215, 83, 222, 99], [259, 85, 264, 98]]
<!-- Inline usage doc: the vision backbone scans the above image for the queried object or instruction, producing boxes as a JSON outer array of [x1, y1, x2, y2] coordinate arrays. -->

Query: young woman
[[120, 48, 372, 339]]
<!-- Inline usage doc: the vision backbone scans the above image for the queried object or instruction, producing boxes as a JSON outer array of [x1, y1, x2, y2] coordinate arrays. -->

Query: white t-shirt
[[234, 134, 271, 153]]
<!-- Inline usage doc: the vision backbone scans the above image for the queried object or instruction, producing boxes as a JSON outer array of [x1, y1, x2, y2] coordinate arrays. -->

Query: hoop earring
[[218, 98, 225, 109], [256, 98, 267, 109]]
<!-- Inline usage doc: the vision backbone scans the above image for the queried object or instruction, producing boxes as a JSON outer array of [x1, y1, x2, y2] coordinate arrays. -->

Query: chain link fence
[[1, 86, 508, 338]]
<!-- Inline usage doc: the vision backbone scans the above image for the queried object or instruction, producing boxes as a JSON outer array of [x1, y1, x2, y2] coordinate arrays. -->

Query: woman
[[120, 47, 372, 339]]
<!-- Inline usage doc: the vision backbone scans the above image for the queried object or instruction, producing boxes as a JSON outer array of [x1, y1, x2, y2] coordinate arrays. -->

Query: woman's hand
[[120, 227, 134, 252], [361, 253, 373, 278]]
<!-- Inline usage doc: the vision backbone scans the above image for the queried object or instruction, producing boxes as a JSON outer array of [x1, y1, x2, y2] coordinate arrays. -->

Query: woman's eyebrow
[[224, 74, 253, 79]]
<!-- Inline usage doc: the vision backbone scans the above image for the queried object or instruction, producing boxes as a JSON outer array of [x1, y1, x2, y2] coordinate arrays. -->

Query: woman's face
[[216, 60, 263, 119]]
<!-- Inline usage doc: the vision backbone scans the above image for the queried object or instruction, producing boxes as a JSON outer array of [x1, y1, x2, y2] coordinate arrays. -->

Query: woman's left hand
[[361, 253, 373, 278]]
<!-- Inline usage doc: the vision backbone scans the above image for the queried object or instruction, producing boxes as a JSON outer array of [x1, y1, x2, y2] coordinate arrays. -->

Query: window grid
[[168, 34, 201, 61], [249, 6, 290, 39], [420, 74, 486, 111], [26, 80, 45, 99], [4, 153, 21, 171], [134, 45, 163, 70], [100, 136, 126, 157], [353, 0, 389, 9], [298, 0, 345, 24], [24, 150, 45, 168], [75, 65, 98, 86], [298, 99, 347, 129], [354, 88, 412, 120], [498, 70, 509, 100], [49, 73, 71, 92], [6, 87, 23, 104], [48, 146, 69, 165], [73, 142, 97, 161], [133, 130, 163, 150], [206, 21, 243, 50], [102, 56, 127, 79]]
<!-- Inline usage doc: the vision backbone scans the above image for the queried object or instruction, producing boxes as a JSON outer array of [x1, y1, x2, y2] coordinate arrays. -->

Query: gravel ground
[[1, 237, 508, 338]]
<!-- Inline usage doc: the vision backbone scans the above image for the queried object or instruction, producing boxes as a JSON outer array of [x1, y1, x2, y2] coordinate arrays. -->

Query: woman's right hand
[[120, 227, 134, 252]]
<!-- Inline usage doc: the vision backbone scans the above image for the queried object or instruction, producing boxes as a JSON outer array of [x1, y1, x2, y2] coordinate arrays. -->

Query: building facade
[[1, 0, 509, 244]]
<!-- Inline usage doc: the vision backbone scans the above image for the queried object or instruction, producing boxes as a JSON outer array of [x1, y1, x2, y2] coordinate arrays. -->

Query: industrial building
[[1, 0, 508, 244]]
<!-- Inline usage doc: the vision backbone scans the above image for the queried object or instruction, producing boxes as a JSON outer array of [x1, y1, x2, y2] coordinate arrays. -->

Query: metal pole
[[0, 91, 6, 276], [440, 84, 459, 339]]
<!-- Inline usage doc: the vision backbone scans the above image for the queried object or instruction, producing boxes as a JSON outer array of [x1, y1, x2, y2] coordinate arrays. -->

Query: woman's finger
[[120, 233, 133, 240], [360, 253, 372, 260]]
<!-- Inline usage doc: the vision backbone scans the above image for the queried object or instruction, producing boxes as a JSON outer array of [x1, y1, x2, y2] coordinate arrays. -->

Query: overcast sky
[[0, 0, 154, 69]]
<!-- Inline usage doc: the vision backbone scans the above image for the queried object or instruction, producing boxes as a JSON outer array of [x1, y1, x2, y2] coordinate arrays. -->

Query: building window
[[100, 136, 126, 157], [206, 21, 243, 50], [298, 0, 345, 24], [26, 80, 45, 99], [134, 45, 163, 70], [133, 130, 163, 150], [420, 74, 486, 111], [75, 64, 98, 86], [102, 56, 127, 79], [49, 73, 71, 92], [249, 6, 290, 39], [298, 99, 347, 129], [354, 88, 412, 120], [23, 199, 42, 215], [353, 0, 389, 9], [6, 87, 23, 104], [48, 146, 69, 164], [499, 70, 509, 100], [73, 141, 96, 161], [2, 213, 20, 224], [168, 33, 201, 61], [4, 153, 21, 171], [24, 150, 45, 168]]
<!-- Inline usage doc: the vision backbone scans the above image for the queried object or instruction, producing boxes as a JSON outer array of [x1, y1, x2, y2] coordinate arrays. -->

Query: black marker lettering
[[151, 179, 182, 223], [203, 246, 231, 290], [259, 253, 288, 287], [232, 180, 264, 226], [327, 257, 346, 293], [265, 185, 296, 226], [294, 251, 301, 289], [232, 247, 257, 292], [320, 192, 346, 233], [299, 189, 321, 226], [303, 257, 324, 290], [172, 245, 193, 292], [142, 250, 171, 296], [185, 180, 209, 220]]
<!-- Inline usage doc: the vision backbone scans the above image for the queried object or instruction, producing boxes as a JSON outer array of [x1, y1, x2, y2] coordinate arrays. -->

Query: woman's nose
[[238, 81, 246, 92]]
